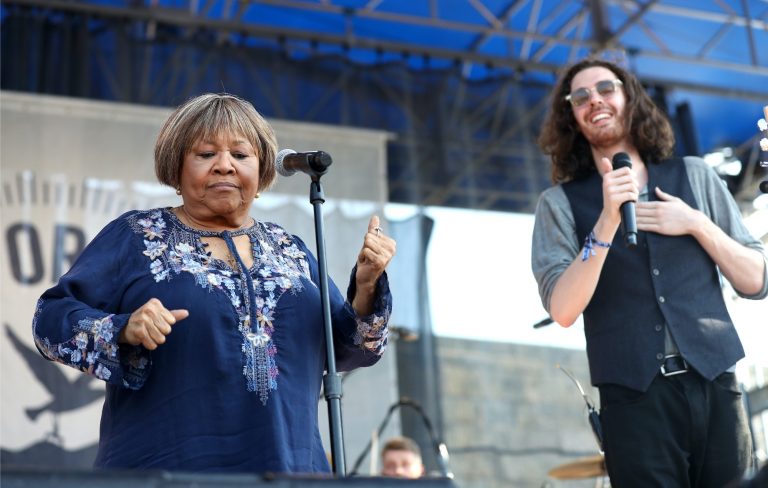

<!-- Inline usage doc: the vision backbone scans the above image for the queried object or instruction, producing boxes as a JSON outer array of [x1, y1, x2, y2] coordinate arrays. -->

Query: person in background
[[532, 58, 767, 486], [381, 436, 425, 479], [32, 93, 396, 474]]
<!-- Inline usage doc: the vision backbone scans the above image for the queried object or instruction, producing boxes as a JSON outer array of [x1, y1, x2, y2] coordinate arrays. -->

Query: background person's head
[[381, 436, 425, 479]]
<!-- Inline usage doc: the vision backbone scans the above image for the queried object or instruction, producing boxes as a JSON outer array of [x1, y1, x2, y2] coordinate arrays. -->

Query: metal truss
[[1, 0, 766, 211], [4, 0, 765, 95]]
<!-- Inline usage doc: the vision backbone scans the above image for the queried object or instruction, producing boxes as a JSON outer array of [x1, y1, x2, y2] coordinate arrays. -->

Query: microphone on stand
[[435, 441, 452, 479], [348, 397, 454, 479], [275, 149, 332, 178], [398, 397, 453, 479]]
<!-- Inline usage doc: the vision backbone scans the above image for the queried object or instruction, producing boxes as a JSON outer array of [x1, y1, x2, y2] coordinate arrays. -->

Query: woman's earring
[[255, 193, 261, 199], [175, 187, 182, 195]]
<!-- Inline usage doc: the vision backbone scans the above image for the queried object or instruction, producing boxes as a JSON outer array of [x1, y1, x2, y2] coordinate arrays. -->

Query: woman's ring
[[374, 227, 382, 237]]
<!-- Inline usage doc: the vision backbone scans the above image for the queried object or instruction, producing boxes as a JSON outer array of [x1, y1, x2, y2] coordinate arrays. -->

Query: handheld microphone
[[275, 149, 332, 177], [611, 152, 638, 247]]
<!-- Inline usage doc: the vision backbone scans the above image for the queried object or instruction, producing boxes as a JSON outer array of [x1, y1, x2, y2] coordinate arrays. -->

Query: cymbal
[[548, 454, 606, 479]]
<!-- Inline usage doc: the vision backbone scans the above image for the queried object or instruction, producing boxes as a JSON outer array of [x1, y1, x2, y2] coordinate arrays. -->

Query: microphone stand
[[309, 174, 346, 476], [403, 398, 453, 479], [349, 400, 400, 476], [349, 397, 453, 478]]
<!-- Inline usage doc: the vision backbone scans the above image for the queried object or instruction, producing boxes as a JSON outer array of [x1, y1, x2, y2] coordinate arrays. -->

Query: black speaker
[[0, 467, 458, 488]]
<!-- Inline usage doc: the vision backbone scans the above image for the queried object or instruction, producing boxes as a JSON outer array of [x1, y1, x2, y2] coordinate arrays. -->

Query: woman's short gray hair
[[154, 93, 278, 192]]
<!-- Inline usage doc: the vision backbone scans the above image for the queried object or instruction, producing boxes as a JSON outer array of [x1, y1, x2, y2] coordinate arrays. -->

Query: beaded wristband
[[581, 230, 611, 262]]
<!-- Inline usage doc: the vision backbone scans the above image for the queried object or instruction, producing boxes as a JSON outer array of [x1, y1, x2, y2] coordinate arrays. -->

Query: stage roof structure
[[2, 0, 767, 214]]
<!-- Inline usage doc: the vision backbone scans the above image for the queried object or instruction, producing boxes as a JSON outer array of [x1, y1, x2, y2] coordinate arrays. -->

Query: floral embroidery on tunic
[[33, 304, 148, 388], [33, 208, 389, 403], [128, 210, 312, 404], [354, 313, 388, 355]]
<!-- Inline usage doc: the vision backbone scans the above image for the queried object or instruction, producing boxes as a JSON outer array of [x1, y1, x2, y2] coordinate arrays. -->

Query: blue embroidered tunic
[[32, 208, 390, 474]]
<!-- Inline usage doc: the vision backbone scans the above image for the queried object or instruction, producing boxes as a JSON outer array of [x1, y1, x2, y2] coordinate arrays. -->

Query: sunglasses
[[565, 79, 623, 107]]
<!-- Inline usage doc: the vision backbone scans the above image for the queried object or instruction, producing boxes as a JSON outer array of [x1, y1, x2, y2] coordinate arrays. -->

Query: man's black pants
[[598, 371, 751, 487]]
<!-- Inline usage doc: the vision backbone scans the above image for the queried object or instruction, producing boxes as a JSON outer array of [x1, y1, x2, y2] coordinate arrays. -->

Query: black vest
[[562, 158, 744, 391]]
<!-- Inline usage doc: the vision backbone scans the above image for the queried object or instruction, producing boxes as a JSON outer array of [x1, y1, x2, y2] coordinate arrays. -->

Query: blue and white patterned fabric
[[33, 208, 390, 473]]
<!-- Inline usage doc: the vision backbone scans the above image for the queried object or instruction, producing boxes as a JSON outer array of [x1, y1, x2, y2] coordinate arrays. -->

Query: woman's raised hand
[[120, 298, 189, 350]]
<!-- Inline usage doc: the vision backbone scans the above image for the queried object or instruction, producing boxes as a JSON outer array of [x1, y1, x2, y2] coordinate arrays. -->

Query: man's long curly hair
[[538, 58, 675, 183]]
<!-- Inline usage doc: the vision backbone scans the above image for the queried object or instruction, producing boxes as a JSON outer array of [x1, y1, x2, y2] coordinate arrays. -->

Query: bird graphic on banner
[[4, 323, 104, 443]]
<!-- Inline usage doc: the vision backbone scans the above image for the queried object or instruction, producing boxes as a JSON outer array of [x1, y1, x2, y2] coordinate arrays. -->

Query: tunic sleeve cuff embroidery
[[33, 301, 150, 389], [346, 268, 391, 355]]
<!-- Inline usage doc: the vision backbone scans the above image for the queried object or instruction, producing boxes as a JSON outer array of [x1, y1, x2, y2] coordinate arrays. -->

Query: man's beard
[[584, 115, 628, 148]]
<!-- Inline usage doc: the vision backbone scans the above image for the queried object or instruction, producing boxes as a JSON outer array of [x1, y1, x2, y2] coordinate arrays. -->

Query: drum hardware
[[557, 364, 603, 452], [548, 454, 606, 479]]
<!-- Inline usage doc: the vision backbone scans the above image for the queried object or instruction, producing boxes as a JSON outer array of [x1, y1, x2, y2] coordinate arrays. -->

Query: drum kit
[[547, 365, 610, 487], [548, 454, 609, 487]]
